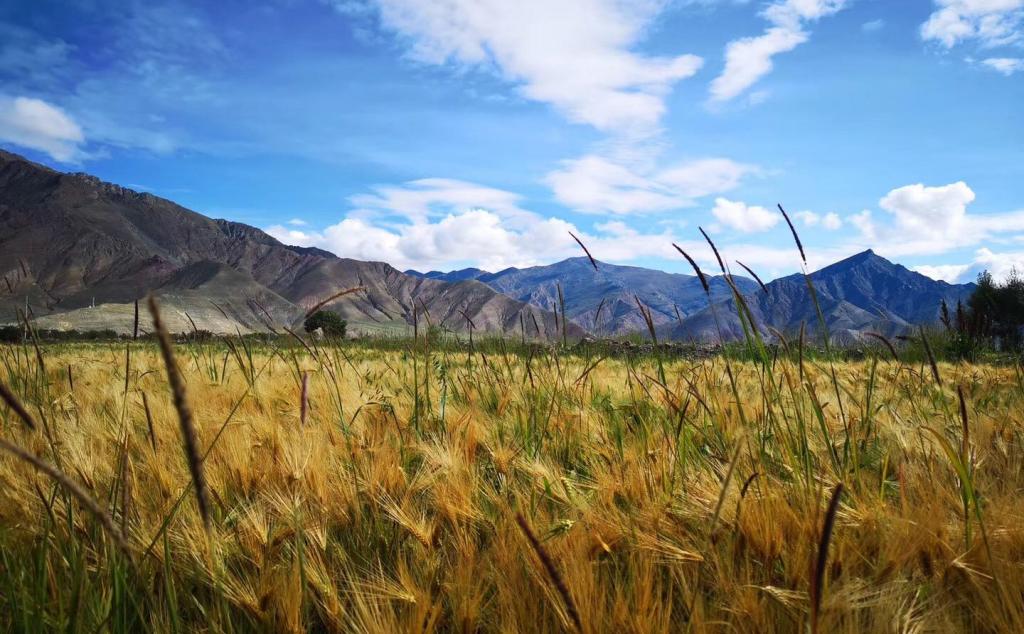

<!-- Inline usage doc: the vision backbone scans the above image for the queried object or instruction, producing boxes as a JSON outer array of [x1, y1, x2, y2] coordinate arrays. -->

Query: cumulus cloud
[[0, 95, 85, 161], [265, 175, 817, 273], [546, 155, 758, 215], [794, 210, 843, 230], [344, 0, 703, 134], [711, 197, 779, 233], [879, 181, 975, 239], [982, 56, 1024, 74], [915, 248, 1024, 283], [850, 181, 1024, 260], [709, 0, 847, 102], [921, 0, 1024, 48], [268, 207, 672, 271], [913, 262, 972, 282]]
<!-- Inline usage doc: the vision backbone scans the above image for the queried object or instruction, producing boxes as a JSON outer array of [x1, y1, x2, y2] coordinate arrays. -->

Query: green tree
[[303, 311, 347, 338], [964, 269, 1024, 350]]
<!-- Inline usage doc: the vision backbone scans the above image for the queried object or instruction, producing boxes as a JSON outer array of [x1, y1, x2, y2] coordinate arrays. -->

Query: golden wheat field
[[1, 335, 1023, 633]]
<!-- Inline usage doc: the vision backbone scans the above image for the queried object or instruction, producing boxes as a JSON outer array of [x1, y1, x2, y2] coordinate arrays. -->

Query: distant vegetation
[[303, 310, 348, 338]]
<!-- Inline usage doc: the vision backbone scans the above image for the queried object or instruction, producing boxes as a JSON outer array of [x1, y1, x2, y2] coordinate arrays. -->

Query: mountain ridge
[[1, 149, 976, 342], [0, 150, 577, 339], [409, 250, 975, 342]]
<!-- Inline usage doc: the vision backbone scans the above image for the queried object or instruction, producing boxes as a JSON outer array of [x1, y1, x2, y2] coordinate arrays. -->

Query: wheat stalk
[[515, 512, 583, 632], [147, 295, 211, 529], [0, 438, 130, 555], [304, 286, 366, 319]]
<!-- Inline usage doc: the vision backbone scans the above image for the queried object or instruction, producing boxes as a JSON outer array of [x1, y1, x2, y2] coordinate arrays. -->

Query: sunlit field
[[2, 332, 1023, 633]]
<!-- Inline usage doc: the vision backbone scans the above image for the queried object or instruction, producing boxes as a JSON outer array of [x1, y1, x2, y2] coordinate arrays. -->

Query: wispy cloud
[[981, 56, 1024, 74], [709, 0, 847, 103], [0, 95, 85, 162], [546, 155, 759, 215], [341, 0, 703, 136], [921, 0, 1024, 49]]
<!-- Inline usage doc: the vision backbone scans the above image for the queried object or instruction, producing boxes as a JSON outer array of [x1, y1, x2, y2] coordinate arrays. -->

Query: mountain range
[[0, 149, 975, 341], [410, 252, 974, 343], [407, 259, 759, 336], [0, 150, 574, 339], [659, 249, 974, 344]]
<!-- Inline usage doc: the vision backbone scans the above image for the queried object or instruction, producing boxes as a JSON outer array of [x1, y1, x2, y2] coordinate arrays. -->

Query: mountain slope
[[0, 150, 575, 339], [663, 250, 975, 343], [409, 257, 758, 335]]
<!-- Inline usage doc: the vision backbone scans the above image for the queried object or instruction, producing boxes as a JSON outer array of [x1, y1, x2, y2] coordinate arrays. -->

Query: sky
[[1, 0, 1022, 282]]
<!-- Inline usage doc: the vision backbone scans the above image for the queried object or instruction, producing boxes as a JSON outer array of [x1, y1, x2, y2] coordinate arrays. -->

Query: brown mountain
[[0, 150, 576, 339]]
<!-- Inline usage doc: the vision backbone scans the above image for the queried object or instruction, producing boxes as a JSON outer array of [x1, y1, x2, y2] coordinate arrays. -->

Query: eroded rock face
[[0, 150, 578, 339]]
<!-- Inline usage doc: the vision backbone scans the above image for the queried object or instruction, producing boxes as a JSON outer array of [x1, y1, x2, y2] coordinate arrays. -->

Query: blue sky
[[1, 0, 1022, 282]]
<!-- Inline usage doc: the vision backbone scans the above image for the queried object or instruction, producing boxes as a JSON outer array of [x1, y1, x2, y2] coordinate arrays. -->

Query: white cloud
[[287, 218, 308, 226], [879, 181, 975, 239], [709, 0, 847, 102], [268, 207, 678, 271], [915, 248, 1024, 283], [0, 95, 85, 161], [914, 263, 972, 282], [839, 182, 1024, 262], [264, 174, 820, 273], [658, 158, 758, 198], [969, 247, 1024, 281], [862, 19, 885, 32], [795, 210, 819, 225], [546, 156, 681, 215], [546, 154, 758, 214], [348, 0, 703, 134], [982, 56, 1024, 74], [848, 209, 877, 241], [921, 0, 1024, 48], [350, 177, 533, 225], [711, 197, 780, 233], [794, 210, 840, 229]]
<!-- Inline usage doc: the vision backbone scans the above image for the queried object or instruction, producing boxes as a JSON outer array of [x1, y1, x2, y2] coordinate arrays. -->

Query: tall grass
[[0, 330, 1022, 631]]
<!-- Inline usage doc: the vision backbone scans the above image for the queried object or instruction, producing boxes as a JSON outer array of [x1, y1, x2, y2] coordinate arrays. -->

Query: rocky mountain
[[0, 150, 577, 339], [406, 267, 489, 283], [412, 251, 975, 344], [408, 257, 758, 335], [661, 249, 975, 343]]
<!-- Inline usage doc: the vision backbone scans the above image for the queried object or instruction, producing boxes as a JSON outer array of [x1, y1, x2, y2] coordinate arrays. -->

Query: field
[[1, 331, 1023, 632]]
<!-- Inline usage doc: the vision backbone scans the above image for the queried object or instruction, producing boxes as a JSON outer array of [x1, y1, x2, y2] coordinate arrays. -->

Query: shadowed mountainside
[[0, 150, 577, 339], [659, 249, 975, 343]]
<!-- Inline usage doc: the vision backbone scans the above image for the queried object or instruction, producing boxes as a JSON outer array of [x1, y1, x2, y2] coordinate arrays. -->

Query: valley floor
[[1, 341, 1023, 632]]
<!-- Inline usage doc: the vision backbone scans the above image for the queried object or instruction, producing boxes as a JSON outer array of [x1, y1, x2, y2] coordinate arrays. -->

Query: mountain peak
[[824, 248, 889, 271]]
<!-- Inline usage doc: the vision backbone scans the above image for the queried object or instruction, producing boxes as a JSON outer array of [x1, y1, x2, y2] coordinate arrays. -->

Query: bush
[[304, 311, 347, 338]]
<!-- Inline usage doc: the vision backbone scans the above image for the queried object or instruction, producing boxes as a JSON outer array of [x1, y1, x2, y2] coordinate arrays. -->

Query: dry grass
[[1, 339, 1024, 632]]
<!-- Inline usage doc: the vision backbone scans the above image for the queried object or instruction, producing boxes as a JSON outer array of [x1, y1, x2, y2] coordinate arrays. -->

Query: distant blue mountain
[[414, 251, 976, 341], [411, 257, 757, 335], [662, 249, 976, 343], [404, 268, 488, 282]]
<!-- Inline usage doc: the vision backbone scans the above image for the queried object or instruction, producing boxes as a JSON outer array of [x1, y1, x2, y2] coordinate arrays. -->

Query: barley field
[[1, 330, 1023, 632]]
